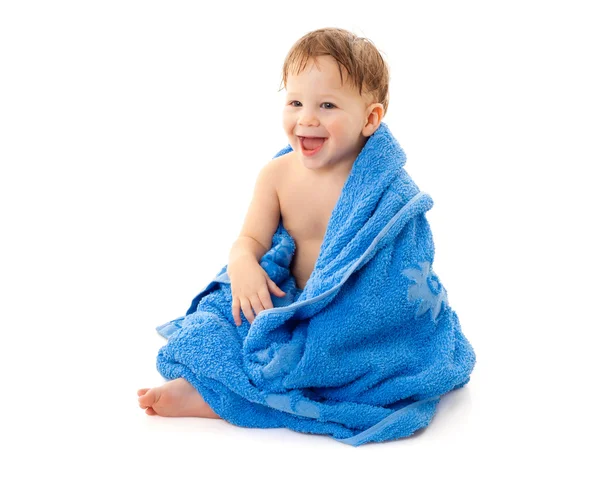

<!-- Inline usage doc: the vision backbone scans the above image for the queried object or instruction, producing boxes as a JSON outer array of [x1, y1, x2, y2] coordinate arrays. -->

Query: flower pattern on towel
[[402, 261, 448, 322]]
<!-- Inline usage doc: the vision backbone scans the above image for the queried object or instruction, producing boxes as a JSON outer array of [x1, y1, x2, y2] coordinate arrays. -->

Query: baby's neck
[[307, 159, 354, 180]]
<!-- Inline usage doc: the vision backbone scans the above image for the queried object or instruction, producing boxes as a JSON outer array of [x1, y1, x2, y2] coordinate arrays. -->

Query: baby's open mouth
[[299, 137, 327, 153]]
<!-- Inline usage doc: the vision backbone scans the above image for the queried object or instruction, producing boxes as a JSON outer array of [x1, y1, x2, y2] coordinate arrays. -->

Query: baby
[[138, 27, 388, 418]]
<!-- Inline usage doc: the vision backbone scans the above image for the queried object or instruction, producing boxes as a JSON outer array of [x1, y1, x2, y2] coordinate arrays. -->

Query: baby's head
[[280, 28, 389, 171], [281, 28, 389, 114]]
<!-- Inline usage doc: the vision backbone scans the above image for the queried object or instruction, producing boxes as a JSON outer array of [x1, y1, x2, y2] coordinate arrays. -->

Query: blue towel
[[155, 122, 476, 446]]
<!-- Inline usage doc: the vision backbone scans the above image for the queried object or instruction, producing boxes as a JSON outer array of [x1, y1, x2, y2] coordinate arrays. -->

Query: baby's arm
[[228, 161, 286, 325]]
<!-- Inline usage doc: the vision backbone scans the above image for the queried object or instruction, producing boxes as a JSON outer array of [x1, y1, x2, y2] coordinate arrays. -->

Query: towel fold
[[155, 122, 476, 446]]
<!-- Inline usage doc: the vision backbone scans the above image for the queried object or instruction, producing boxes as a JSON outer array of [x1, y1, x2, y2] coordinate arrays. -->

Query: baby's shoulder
[[270, 150, 295, 171], [267, 151, 296, 184]]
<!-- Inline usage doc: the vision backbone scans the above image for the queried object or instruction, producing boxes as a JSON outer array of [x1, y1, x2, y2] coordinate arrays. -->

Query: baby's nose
[[298, 109, 319, 126]]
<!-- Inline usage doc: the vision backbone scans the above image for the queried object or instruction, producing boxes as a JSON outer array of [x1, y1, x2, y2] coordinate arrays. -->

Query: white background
[[1, 1, 598, 484]]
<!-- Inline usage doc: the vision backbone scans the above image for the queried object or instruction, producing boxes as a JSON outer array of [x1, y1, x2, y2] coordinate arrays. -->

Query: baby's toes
[[138, 388, 158, 409]]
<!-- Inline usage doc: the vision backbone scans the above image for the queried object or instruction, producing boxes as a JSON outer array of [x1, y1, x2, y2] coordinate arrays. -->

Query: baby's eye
[[321, 102, 336, 109], [289, 100, 302, 107]]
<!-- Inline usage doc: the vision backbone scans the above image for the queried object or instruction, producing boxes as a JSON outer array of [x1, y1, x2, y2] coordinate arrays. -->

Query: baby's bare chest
[[278, 181, 341, 242], [274, 156, 349, 288]]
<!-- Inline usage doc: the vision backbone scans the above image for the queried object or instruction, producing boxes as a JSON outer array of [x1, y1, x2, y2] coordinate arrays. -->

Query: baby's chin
[[296, 154, 337, 173]]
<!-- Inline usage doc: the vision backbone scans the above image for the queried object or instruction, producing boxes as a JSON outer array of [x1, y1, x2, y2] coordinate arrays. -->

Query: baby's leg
[[137, 378, 220, 419]]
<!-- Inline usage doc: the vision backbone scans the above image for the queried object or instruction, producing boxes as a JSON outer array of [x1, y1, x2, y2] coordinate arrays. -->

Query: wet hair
[[280, 27, 390, 114]]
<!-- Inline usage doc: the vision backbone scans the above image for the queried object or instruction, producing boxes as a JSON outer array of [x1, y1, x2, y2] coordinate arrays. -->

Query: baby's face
[[283, 55, 372, 172]]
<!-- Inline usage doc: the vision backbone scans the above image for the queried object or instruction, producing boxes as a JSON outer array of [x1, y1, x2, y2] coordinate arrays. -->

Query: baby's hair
[[280, 27, 390, 114]]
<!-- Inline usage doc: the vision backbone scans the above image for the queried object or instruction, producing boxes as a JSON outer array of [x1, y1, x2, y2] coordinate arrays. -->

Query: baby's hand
[[229, 260, 286, 326]]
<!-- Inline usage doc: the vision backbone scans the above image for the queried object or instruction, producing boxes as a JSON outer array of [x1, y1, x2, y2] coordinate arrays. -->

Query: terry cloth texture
[[155, 122, 476, 446]]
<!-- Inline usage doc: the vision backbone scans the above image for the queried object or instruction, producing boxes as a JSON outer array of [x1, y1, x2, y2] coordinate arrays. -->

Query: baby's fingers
[[267, 279, 286, 297], [258, 288, 274, 310], [240, 297, 255, 324], [249, 295, 265, 322], [232, 298, 242, 326]]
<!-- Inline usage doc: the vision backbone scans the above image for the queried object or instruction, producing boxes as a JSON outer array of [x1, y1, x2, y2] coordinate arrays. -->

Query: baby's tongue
[[302, 137, 325, 150]]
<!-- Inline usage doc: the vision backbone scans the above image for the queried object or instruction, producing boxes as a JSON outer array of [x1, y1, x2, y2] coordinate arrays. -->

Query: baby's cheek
[[326, 118, 352, 141], [282, 111, 296, 133]]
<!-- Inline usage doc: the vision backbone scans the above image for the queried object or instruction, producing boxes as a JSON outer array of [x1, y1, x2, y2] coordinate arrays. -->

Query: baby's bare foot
[[137, 378, 220, 419]]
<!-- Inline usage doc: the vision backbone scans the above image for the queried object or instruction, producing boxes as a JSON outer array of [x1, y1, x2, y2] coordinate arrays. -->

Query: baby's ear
[[362, 103, 385, 137]]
